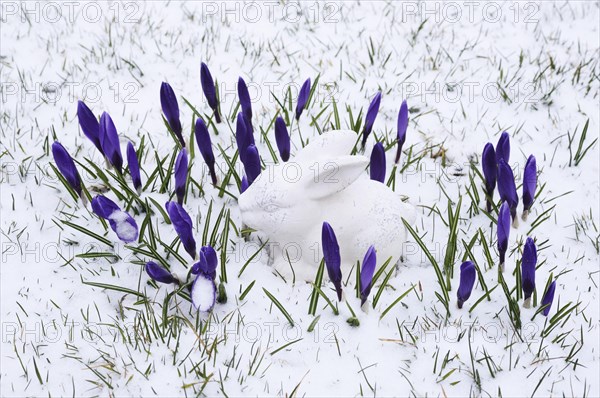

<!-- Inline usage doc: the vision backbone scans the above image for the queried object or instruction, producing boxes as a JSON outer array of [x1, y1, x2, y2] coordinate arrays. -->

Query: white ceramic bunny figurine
[[238, 129, 416, 282]]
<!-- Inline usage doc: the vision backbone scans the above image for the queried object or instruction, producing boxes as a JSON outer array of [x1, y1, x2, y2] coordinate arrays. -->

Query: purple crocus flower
[[165, 201, 197, 260], [482, 143, 497, 212], [52, 141, 82, 199], [496, 131, 510, 164], [497, 158, 519, 225], [99, 112, 123, 173], [541, 280, 556, 316], [160, 82, 185, 147], [395, 99, 408, 164], [295, 78, 311, 120], [91, 195, 139, 243], [521, 237, 537, 308], [145, 261, 178, 284], [522, 155, 537, 220], [361, 91, 382, 149], [174, 148, 188, 204], [191, 272, 217, 312], [240, 175, 249, 193], [457, 261, 476, 309], [274, 116, 290, 162], [497, 201, 511, 272], [198, 245, 218, 280], [243, 144, 261, 185], [194, 118, 217, 185], [236, 112, 249, 163], [238, 77, 252, 131], [126, 142, 142, 194], [370, 142, 386, 183], [77, 101, 102, 154], [360, 246, 377, 306], [200, 62, 221, 123], [322, 222, 342, 301]]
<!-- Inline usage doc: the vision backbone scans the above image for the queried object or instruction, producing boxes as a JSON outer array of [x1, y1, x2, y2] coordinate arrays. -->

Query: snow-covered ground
[[1, 1, 599, 396]]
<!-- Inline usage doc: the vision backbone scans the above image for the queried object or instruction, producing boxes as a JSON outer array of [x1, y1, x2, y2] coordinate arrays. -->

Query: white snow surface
[[1, 2, 599, 397]]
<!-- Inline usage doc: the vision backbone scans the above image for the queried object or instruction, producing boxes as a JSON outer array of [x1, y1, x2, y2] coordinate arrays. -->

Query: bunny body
[[238, 130, 416, 282]]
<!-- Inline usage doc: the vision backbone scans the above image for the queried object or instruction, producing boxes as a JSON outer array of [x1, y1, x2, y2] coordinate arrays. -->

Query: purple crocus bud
[[77, 101, 102, 154], [457, 261, 476, 309], [52, 141, 82, 198], [360, 246, 377, 306], [361, 91, 382, 149], [165, 201, 197, 260], [126, 142, 142, 194], [174, 148, 188, 204], [91, 195, 120, 218], [236, 112, 249, 163], [160, 82, 185, 147], [496, 131, 510, 164], [497, 158, 519, 226], [91, 195, 139, 243], [497, 201, 511, 272], [240, 175, 249, 193], [200, 62, 221, 123], [145, 261, 178, 284], [521, 237, 537, 308], [191, 272, 217, 312], [194, 118, 217, 185], [522, 155, 537, 220], [322, 222, 342, 301], [274, 116, 290, 162], [99, 112, 123, 173], [370, 142, 386, 183], [540, 280, 556, 316], [238, 77, 252, 130], [243, 144, 261, 185], [295, 78, 311, 120], [481, 143, 497, 212], [198, 245, 218, 280], [395, 99, 408, 164]]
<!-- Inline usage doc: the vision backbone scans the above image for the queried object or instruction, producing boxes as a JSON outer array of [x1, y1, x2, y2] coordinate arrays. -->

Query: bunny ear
[[305, 155, 368, 200]]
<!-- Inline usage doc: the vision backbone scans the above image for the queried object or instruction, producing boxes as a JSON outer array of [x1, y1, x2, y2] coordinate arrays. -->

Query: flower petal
[[360, 246, 377, 305], [361, 91, 382, 148], [274, 116, 290, 162], [99, 112, 123, 173], [174, 148, 188, 204], [457, 261, 476, 308], [195, 117, 217, 185], [146, 261, 178, 284], [165, 201, 197, 259], [295, 78, 311, 120], [369, 142, 386, 183], [322, 222, 342, 301], [395, 99, 409, 163], [160, 82, 184, 147], [126, 142, 142, 194], [521, 237, 537, 300], [77, 101, 102, 154], [52, 141, 82, 198]]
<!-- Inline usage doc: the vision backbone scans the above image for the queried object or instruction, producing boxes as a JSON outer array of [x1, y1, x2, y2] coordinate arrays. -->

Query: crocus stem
[[512, 214, 519, 228], [209, 168, 218, 186], [523, 297, 532, 308], [522, 209, 529, 221], [499, 261, 505, 273], [214, 110, 221, 124]]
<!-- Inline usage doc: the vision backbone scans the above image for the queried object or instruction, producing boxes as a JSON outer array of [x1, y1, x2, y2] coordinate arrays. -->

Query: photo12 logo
[[0, 1, 143, 24]]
